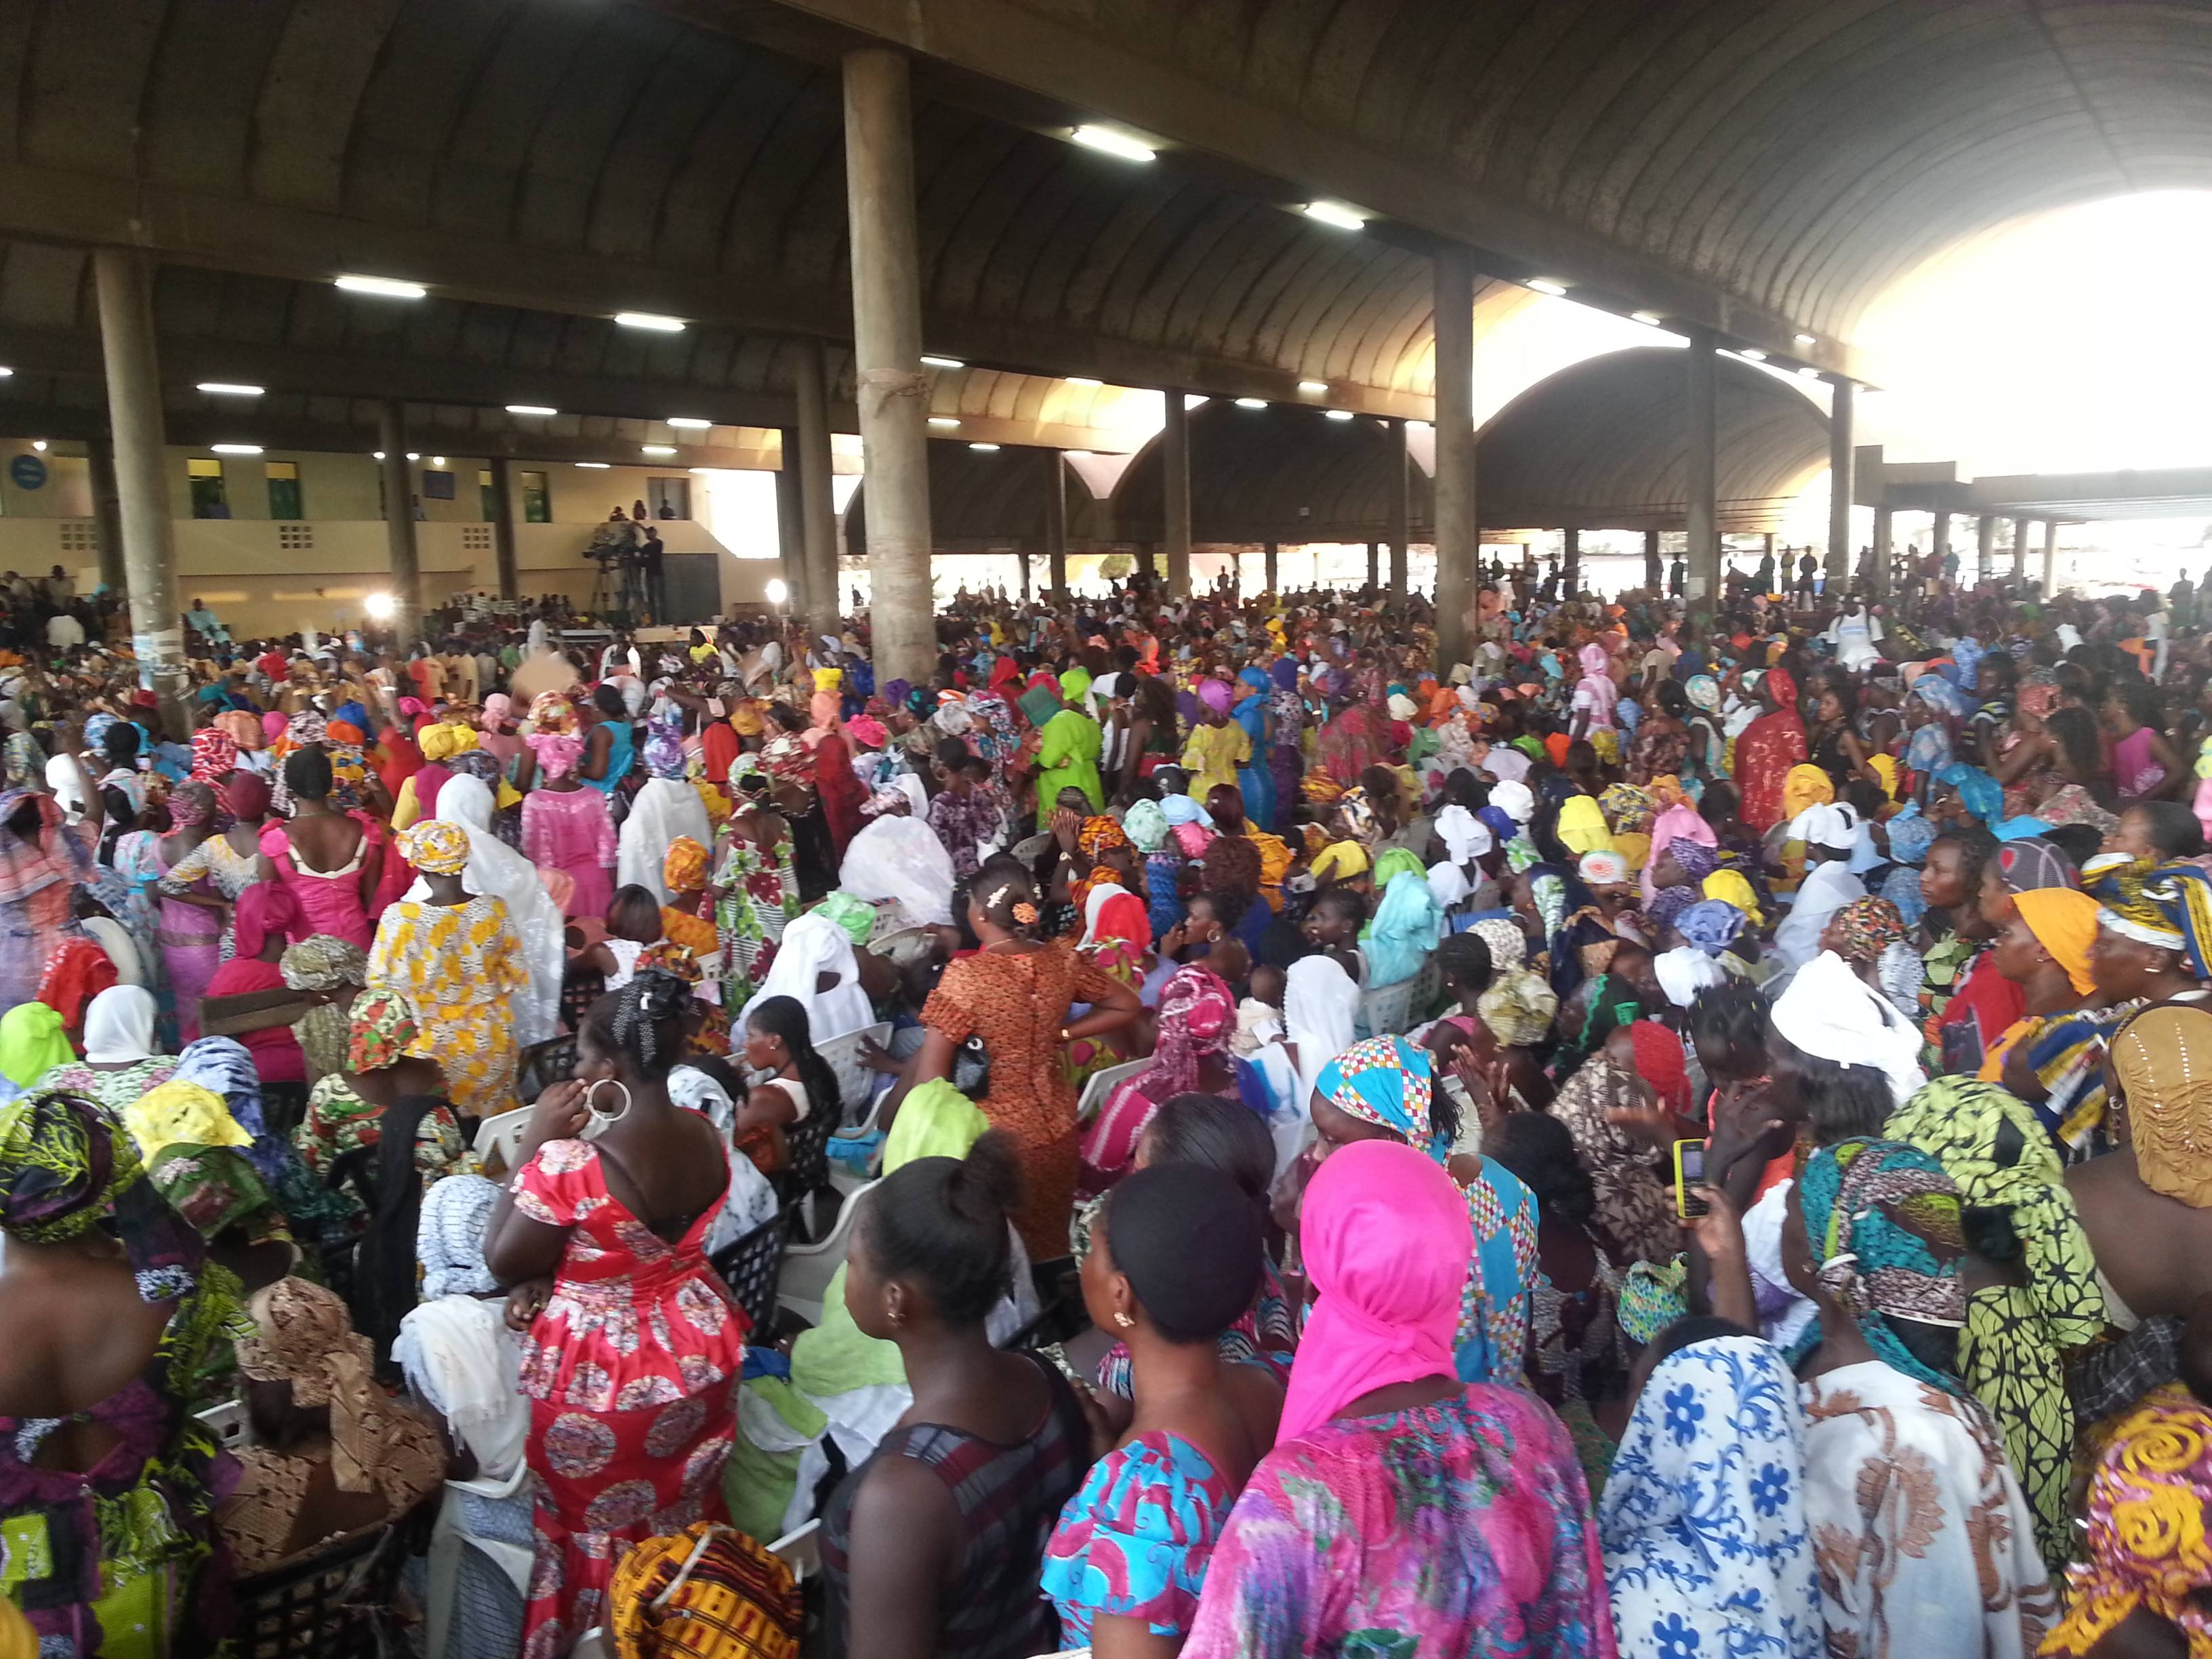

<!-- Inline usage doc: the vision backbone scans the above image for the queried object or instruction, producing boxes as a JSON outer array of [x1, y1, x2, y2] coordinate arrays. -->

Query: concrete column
[[1871, 507, 1893, 600], [2013, 516, 2032, 581], [1562, 528, 1580, 595], [1018, 548, 1031, 600], [373, 401, 422, 644], [1431, 247, 1477, 667], [487, 454, 520, 601], [842, 47, 933, 681], [1975, 515, 1996, 585], [1162, 392, 1192, 598], [794, 338, 839, 636], [1263, 539, 1279, 594], [1826, 376, 1855, 589], [1366, 540, 1380, 591], [1043, 449, 1068, 596], [1643, 529, 1662, 592], [1387, 417, 1410, 600], [1138, 544, 1158, 583], [1685, 327, 1719, 607], [85, 432, 125, 596], [773, 429, 808, 619], [2043, 520, 2060, 598], [90, 249, 188, 713]]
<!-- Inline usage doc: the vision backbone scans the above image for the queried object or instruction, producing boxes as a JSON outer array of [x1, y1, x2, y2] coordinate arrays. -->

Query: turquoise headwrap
[[1796, 1138, 1968, 1395]]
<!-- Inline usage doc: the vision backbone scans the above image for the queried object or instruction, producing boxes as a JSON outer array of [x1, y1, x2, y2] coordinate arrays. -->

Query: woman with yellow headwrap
[[364, 819, 528, 1114], [390, 719, 481, 831]]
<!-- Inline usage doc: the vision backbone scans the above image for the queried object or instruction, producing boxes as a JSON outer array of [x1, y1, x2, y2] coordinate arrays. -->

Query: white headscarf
[[1654, 945, 1725, 1008], [1434, 804, 1492, 865], [741, 910, 874, 1041], [392, 1294, 527, 1484], [83, 984, 160, 1063], [1284, 954, 1360, 1110], [1770, 948, 1926, 1107], [45, 753, 85, 823], [401, 775, 563, 1046], [1427, 861, 1473, 910], [838, 815, 955, 928], [1489, 778, 1535, 824], [615, 776, 713, 905]]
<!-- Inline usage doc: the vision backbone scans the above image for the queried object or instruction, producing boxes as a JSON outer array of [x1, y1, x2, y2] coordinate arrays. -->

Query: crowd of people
[[0, 556, 2209, 1659]]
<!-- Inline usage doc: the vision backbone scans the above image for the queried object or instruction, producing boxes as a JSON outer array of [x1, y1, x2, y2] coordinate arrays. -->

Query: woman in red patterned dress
[[1732, 667, 1807, 833], [485, 969, 749, 1655]]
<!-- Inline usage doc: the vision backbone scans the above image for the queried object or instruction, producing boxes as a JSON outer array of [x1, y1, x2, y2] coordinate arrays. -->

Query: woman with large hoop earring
[[483, 968, 747, 1649]]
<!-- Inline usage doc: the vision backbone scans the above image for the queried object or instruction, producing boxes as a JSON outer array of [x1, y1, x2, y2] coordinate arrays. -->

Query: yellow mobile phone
[[1673, 1139, 1710, 1219]]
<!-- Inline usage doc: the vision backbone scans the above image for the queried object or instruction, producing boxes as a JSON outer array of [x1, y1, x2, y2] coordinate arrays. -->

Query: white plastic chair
[[422, 1458, 533, 1659], [1076, 1056, 1149, 1124], [472, 1105, 533, 1176], [814, 1021, 893, 1125], [1359, 975, 1419, 1038], [196, 1398, 252, 1451], [1011, 831, 1053, 865], [777, 1177, 877, 1326], [769, 1518, 822, 1582]]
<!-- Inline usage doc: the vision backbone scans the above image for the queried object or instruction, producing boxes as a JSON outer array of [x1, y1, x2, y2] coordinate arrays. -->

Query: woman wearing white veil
[[400, 775, 563, 1047]]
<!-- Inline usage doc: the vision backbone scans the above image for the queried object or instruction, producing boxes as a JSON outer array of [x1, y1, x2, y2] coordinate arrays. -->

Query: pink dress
[[259, 817, 382, 949], [522, 787, 618, 920]]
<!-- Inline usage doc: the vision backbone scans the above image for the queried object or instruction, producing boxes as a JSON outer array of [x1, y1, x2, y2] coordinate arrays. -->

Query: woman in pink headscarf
[[518, 730, 617, 919], [201, 881, 307, 1084], [1641, 800, 1717, 907], [1182, 1139, 1612, 1656], [475, 692, 523, 770], [1181, 679, 1250, 802], [1568, 642, 1618, 743], [1078, 964, 1237, 1195]]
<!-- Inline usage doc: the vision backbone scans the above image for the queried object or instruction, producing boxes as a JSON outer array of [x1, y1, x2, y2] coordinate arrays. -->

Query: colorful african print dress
[[512, 1139, 747, 1648], [711, 834, 794, 1004], [1043, 1430, 1237, 1647], [364, 894, 527, 1115]]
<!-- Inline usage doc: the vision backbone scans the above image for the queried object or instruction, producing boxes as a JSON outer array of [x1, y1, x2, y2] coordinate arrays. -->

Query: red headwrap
[[1627, 1021, 1690, 1115]]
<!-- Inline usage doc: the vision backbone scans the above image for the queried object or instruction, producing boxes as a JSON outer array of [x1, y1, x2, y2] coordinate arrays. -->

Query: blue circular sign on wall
[[7, 454, 47, 491]]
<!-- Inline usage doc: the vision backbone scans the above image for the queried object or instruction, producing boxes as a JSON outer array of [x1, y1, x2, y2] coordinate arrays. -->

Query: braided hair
[[973, 865, 1041, 939], [586, 968, 693, 1078]]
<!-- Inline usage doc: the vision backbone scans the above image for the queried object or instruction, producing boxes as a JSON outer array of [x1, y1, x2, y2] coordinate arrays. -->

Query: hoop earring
[[584, 1078, 633, 1131]]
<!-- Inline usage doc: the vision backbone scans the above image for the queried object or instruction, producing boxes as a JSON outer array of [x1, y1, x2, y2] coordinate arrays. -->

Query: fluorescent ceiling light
[[920, 354, 964, 369], [210, 443, 262, 455], [30, 441, 47, 451], [1297, 380, 1328, 394], [1071, 125, 1156, 163], [505, 404, 556, 417], [1794, 333, 1817, 346], [1630, 312, 1662, 327], [430, 455, 447, 467], [1324, 409, 1355, 422], [1527, 278, 1568, 295], [575, 462, 611, 469], [1302, 201, 1366, 231], [615, 311, 685, 332], [928, 417, 961, 429], [334, 273, 426, 300], [1738, 348, 1767, 362], [408, 452, 419, 462], [1234, 397, 1267, 409], [197, 382, 264, 396], [968, 442, 1000, 452], [666, 417, 712, 429], [640, 445, 676, 457], [1064, 377, 1103, 388], [0, 367, 14, 378]]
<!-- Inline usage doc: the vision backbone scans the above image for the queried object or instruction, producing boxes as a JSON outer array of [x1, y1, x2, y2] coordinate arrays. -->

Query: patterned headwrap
[[1997, 836, 2080, 895], [189, 726, 238, 783], [286, 710, 328, 747], [1141, 966, 1236, 1100], [1469, 916, 1527, 972], [1936, 762, 2003, 825], [347, 987, 426, 1073], [2044, 1387, 2212, 1657], [1667, 838, 1722, 884], [1477, 968, 1559, 1047], [1333, 787, 1380, 848], [1122, 798, 1168, 854], [643, 711, 687, 781], [215, 708, 264, 750], [529, 731, 583, 779], [663, 835, 710, 895], [2091, 855, 2212, 979], [1884, 811, 1936, 866], [529, 691, 578, 734], [0, 1089, 202, 1303], [173, 1036, 284, 1185], [1314, 1036, 1443, 1163], [1826, 895, 1906, 965], [1675, 899, 1747, 956], [398, 818, 470, 877], [1644, 884, 1701, 937], [1616, 1257, 1689, 1345], [1796, 1138, 1968, 1395], [1077, 815, 1130, 861], [1599, 782, 1655, 836], [167, 784, 213, 828], [1684, 674, 1721, 713]]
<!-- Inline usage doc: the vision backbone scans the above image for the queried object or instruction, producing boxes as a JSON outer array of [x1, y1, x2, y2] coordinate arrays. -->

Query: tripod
[[590, 554, 622, 623]]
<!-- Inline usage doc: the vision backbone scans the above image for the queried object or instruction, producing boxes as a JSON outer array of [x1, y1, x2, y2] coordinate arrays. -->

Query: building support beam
[[1562, 527, 1580, 596], [1870, 507, 1893, 600], [1263, 540, 1279, 595], [1826, 376, 1855, 591], [1162, 392, 1192, 598], [1366, 540, 1380, 592], [1932, 511, 1951, 583], [1643, 529, 1662, 594], [1976, 516, 1996, 586], [794, 339, 839, 636], [91, 249, 188, 715], [86, 431, 125, 597], [487, 455, 520, 601], [1387, 417, 1410, 601], [2043, 520, 2060, 598], [1431, 249, 1477, 668], [2013, 516, 2032, 581], [374, 401, 422, 645], [842, 46, 933, 682], [1685, 328, 1719, 609], [774, 430, 808, 619], [1044, 448, 1067, 596]]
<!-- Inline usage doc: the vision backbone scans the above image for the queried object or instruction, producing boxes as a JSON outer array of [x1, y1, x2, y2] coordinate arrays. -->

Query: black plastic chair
[[230, 1507, 426, 1659], [514, 1034, 578, 1105], [710, 1210, 793, 1334]]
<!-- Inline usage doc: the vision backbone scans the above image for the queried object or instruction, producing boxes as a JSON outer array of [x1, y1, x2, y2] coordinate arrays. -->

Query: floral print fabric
[[1042, 1429, 1237, 1644], [365, 893, 528, 1115]]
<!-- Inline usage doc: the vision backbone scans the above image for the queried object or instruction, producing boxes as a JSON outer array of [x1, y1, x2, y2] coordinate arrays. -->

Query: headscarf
[[1780, 763, 1833, 822], [1675, 899, 1747, 957], [215, 708, 264, 750], [1276, 1139, 1471, 1445], [663, 836, 710, 896], [1600, 782, 1656, 836], [2091, 855, 2212, 979], [1936, 762, 2003, 824], [1366, 871, 1443, 989], [123, 1080, 252, 1164], [2108, 1003, 2212, 1208], [1771, 949, 1925, 1108], [2012, 886, 2099, 996], [528, 690, 577, 733], [398, 818, 472, 878], [1653, 944, 1725, 1009], [82, 984, 160, 1064], [1137, 966, 1235, 1100], [237, 1277, 445, 1503], [2045, 1388, 2212, 1657], [417, 722, 478, 764], [1598, 1335, 1819, 1659], [230, 880, 300, 960], [1197, 678, 1233, 717], [1333, 787, 1381, 848], [1122, 798, 1168, 854], [1314, 1036, 1441, 1162], [1283, 954, 1361, 1109], [1684, 674, 1721, 712], [1477, 967, 1558, 1048], [0, 1002, 72, 1090], [1996, 837, 2079, 895], [224, 771, 271, 823], [1616, 1258, 1688, 1345], [189, 726, 238, 783], [1489, 778, 1535, 824], [1469, 915, 1526, 972], [1701, 869, 1763, 926], [642, 711, 687, 780], [0, 1088, 201, 1303], [530, 731, 583, 779], [1884, 811, 1936, 867], [416, 1172, 502, 1300], [1556, 794, 1614, 857], [1628, 1021, 1689, 1115], [173, 1036, 283, 1183], [1827, 895, 1906, 966], [1577, 850, 1629, 887], [1797, 1138, 1967, 1394]]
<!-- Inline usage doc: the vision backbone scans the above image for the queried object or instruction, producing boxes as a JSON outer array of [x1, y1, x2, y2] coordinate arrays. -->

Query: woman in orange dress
[[901, 865, 1141, 1258]]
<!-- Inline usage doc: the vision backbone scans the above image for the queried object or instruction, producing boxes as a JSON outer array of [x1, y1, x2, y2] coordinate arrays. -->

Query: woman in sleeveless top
[[258, 749, 384, 949], [732, 993, 839, 1176], [485, 970, 748, 1651], [822, 1133, 1090, 1659]]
